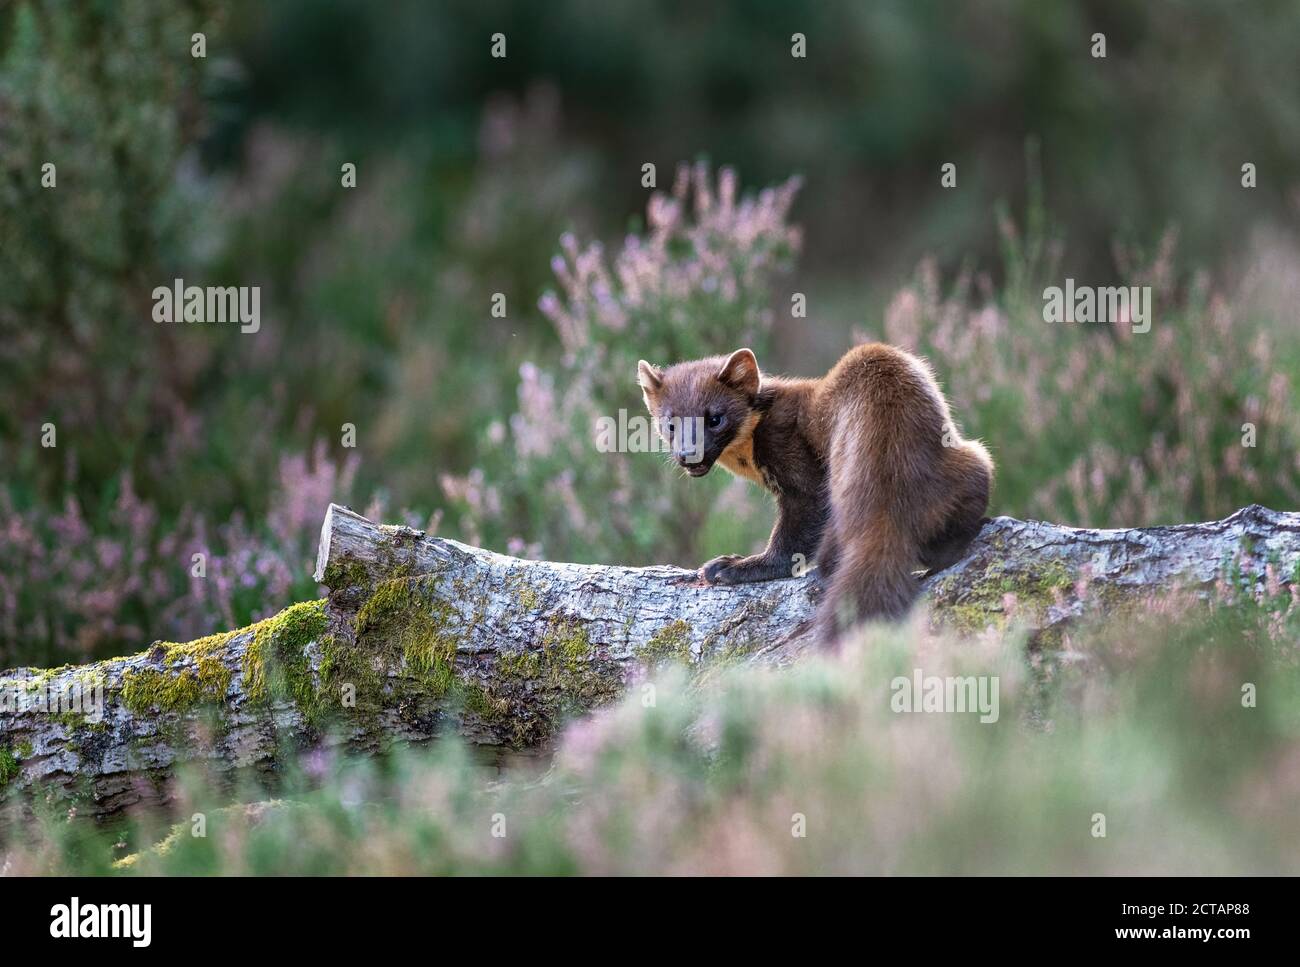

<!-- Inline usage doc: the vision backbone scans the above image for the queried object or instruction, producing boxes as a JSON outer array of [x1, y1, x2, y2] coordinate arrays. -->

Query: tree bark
[[2, 502, 1297, 823]]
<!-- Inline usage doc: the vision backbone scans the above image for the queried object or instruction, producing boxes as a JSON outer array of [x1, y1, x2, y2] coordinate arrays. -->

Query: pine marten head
[[636, 348, 762, 477]]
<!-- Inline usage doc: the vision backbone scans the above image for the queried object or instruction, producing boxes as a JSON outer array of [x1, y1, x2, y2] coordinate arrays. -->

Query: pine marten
[[637, 343, 993, 640]]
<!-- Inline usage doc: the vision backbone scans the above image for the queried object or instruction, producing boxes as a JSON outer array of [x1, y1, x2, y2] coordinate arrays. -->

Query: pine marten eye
[[706, 412, 725, 430]]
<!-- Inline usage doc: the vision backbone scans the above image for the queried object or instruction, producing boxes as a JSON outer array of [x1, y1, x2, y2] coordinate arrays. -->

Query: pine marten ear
[[717, 348, 761, 395], [637, 360, 664, 398]]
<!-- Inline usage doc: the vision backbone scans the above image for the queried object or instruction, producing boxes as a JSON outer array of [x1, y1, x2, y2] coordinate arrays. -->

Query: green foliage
[[218, 0, 1300, 277], [0, 0, 218, 505]]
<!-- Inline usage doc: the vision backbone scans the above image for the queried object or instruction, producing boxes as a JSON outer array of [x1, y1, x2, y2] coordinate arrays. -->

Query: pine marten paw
[[700, 554, 746, 584]]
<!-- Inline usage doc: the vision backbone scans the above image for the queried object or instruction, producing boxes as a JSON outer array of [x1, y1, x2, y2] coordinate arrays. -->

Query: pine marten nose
[[679, 454, 709, 475], [674, 420, 703, 467]]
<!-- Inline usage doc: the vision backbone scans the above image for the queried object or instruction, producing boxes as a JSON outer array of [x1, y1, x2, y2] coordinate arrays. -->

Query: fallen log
[[1, 502, 1297, 822]]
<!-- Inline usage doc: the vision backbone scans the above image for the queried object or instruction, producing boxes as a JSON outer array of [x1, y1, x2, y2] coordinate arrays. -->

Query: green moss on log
[[241, 599, 330, 707], [319, 556, 373, 590], [641, 619, 695, 666], [0, 746, 18, 787], [487, 616, 626, 744], [933, 558, 1074, 634], [121, 656, 233, 715], [354, 576, 464, 697]]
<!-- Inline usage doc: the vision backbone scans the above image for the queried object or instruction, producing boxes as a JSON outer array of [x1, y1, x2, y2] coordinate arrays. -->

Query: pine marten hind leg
[[918, 513, 984, 578], [918, 449, 991, 578], [814, 526, 840, 584]]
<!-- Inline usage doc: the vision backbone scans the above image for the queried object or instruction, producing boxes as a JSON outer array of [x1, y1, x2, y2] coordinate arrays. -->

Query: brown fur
[[637, 343, 993, 642]]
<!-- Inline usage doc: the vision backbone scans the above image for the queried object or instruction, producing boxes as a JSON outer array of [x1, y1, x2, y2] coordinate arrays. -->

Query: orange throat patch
[[717, 412, 767, 488]]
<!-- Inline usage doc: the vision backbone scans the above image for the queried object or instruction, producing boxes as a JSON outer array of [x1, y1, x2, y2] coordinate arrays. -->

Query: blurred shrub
[[0, 442, 360, 668], [0, 0, 219, 509], [224, 0, 1300, 278]]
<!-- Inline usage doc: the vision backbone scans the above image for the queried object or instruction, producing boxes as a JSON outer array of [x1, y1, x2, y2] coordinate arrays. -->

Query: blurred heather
[[3, 0, 1300, 669]]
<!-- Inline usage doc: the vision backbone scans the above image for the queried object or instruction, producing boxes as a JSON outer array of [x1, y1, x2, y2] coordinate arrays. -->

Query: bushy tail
[[817, 512, 920, 642], [812, 341, 988, 644]]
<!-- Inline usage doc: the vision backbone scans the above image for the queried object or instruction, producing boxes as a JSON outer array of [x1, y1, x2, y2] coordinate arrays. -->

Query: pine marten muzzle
[[637, 344, 993, 639]]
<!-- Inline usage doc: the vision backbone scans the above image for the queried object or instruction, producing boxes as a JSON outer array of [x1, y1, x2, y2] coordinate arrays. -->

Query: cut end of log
[[311, 502, 340, 584]]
